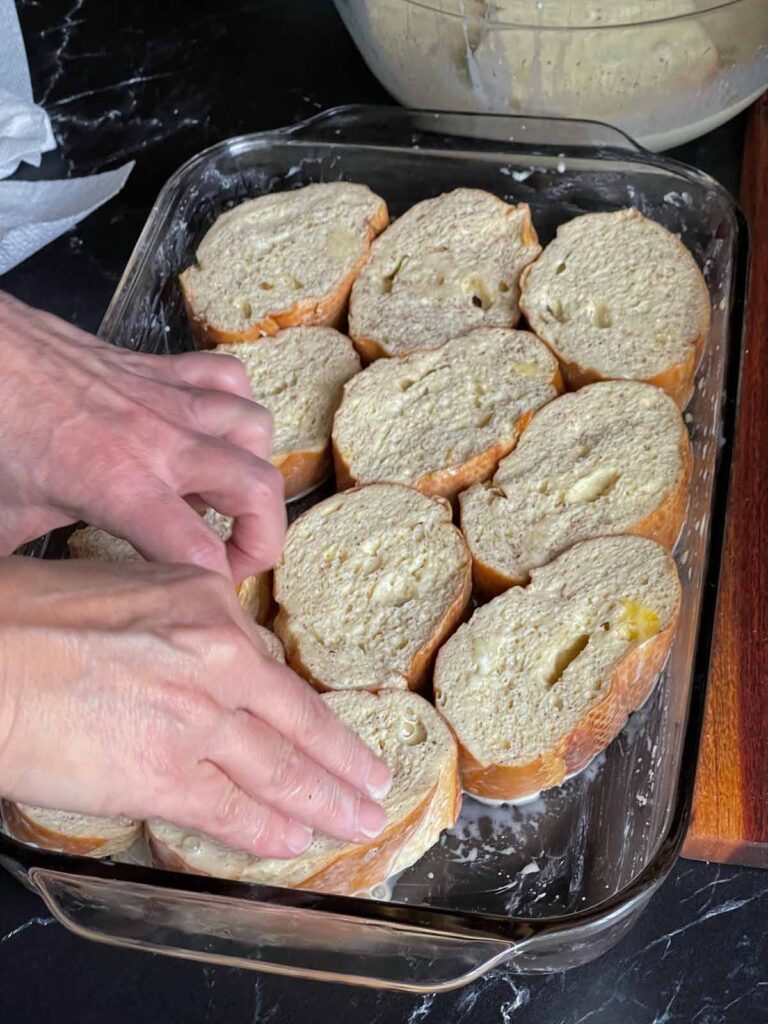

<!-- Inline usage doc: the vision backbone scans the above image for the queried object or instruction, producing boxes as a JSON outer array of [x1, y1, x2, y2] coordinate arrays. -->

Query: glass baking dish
[[0, 105, 745, 992], [333, 0, 768, 150]]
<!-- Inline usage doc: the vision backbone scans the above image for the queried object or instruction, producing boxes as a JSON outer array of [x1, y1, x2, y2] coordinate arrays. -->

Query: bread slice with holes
[[146, 689, 460, 893], [274, 484, 472, 692], [180, 182, 389, 345], [460, 381, 691, 599], [211, 327, 360, 500], [434, 535, 681, 801], [519, 209, 710, 408], [2, 801, 141, 858], [348, 188, 541, 360], [332, 327, 562, 501], [68, 510, 271, 625]]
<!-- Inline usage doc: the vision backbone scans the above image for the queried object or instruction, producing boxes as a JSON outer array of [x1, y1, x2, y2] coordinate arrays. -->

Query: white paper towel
[[0, 0, 133, 273]]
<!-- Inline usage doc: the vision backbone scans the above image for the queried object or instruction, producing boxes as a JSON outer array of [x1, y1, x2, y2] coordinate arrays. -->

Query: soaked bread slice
[[180, 182, 388, 345], [460, 381, 691, 598], [211, 326, 360, 500], [2, 802, 140, 858], [434, 535, 681, 801], [332, 327, 561, 501], [274, 484, 472, 692], [147, 689, 461, 894], [348, 188, 541, 360], [519, 209, 710, 407]]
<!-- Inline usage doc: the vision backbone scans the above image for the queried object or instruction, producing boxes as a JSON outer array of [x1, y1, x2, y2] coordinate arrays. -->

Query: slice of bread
[[460, 381, 691, 599], [434, 535, 681, 801], [348, 188, 541, 360], [68, 511, 271, 625], [253, 624, 285, 663], [146, 689, 461, 894], [273, 484, 472, 692], [332, 328, 562, 501], [211, 327, 360, 500], [180, 182, 389, 345], [519, 209, 710, 408], [2, 801, 140, 858]]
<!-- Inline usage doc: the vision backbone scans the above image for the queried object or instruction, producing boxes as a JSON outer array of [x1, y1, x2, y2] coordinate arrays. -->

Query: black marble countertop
[[1, 1, 767, 1021]]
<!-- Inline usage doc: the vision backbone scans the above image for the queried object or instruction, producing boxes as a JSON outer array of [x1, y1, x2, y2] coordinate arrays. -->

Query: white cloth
[[0, 0, 133, 273]]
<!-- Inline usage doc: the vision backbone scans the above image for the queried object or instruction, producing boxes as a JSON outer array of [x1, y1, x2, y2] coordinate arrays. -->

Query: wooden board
[[683, 93, 768, 867]]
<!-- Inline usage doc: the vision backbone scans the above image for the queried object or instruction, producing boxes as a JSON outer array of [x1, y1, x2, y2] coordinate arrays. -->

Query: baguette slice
[[460, 380, 691, 599], [519, 209, 710, 408], [434, 535, 681, 801], [348, 188, 541, 360], [180, 182, 389, 345], [68, 510, 271, 625], [274, 484, 472, 692], [2, 801, 140, 858], [332, 328, 562, 501], [211, 327, 360, 500], [147, 690, 461, 894], [253, 624, 285, 663]]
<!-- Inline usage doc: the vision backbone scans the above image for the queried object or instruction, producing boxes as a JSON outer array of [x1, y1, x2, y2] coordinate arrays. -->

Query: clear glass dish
[[333, 0, 768, 150], [1, 105, 745, 992]]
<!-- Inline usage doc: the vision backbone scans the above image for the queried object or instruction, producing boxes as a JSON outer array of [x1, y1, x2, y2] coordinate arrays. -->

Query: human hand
[[0, 292, 284, 582], [0, 557, 391, 857]]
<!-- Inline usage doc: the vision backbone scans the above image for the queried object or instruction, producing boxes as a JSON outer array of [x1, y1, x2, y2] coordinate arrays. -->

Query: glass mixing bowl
[[333, 0, 768, 149]]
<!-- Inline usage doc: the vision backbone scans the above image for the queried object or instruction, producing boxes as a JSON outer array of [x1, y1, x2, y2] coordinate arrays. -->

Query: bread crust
[[276, 448, 331, 502], [467, 423, 692, 602], [148, 733, 461, 894], [236, 571, 272, 625], [147, 781, 446, 895], [2, 800, 140, 858], [181, 202, 390, 348], [549, 340, 704, 411], [439, 577, 681, 801]]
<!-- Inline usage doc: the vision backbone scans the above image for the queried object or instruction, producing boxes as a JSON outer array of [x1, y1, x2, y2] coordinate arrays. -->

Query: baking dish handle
[[278, 104, 645, 154], [30, 869, 513, 993]]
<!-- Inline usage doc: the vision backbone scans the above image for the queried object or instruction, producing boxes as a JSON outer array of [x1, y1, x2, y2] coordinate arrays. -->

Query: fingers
[[189, 388, 273, 462], [170, 439, 286, 579], [223, 652, 393, 802], [93, 481, 232, 578], [181, 761, 314, 858], [209, 709, 386, 843], [143, 351, 274, 462], [171, 351, 254, 403]]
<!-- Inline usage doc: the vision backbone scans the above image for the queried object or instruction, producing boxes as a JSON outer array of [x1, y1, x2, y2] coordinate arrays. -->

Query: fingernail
[[358, 800, 388, 839], [285, 822, 313, 855], [366, 759, 393, 801]]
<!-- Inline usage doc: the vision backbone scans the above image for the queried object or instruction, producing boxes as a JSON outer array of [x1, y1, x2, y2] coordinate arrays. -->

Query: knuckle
[[205, 621, 252, 666], [210, 352, 251, 391], [250, 402, 273, 437], [330, 726, 360, 778], [292, 686, 324, 742], [316, 779, 345, 823], [187, 528, 227, 567], [268, 739, 304, 795], [241, 461, 283, 503], [212, 780, 247, 833]]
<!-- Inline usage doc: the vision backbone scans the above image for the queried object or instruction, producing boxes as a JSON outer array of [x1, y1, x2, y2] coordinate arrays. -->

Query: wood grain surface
[[683, 93, 768, 867]]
